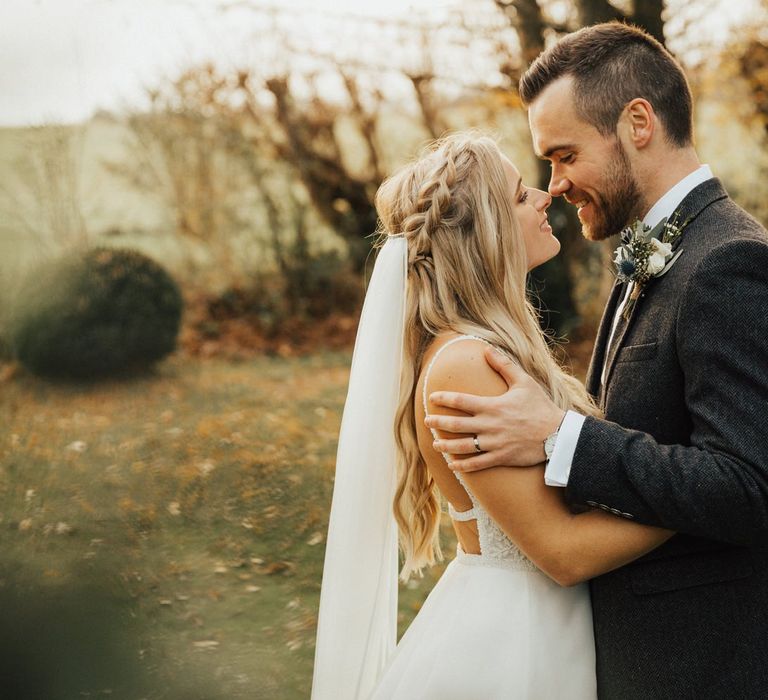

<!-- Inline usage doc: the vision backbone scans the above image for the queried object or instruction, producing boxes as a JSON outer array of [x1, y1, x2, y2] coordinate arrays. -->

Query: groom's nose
[[548, 172, 571, 198]]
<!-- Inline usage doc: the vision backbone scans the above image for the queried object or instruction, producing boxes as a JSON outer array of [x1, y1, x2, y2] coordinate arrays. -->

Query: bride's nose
[[535, 189, 552, 212]]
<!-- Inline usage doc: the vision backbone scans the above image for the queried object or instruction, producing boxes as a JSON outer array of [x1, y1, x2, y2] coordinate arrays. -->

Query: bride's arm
[[427, 341, 673, 587]]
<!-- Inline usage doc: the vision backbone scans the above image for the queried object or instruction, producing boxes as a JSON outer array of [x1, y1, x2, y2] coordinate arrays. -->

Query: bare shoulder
[[424, 337, 508, 413]]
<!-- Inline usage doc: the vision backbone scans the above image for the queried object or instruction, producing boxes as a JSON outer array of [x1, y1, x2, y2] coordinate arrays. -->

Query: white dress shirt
[[544, 164, 714, 487]]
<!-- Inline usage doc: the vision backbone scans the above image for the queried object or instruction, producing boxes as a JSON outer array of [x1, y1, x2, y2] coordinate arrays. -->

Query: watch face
[[544, 432, 558, 457]]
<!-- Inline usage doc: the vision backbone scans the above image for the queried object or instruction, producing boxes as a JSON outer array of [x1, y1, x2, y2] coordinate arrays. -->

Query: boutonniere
[[613, 212, 690, 319]]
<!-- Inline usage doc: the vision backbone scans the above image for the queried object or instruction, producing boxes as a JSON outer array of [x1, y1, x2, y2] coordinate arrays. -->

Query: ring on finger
[[473, 435, 483, 453]]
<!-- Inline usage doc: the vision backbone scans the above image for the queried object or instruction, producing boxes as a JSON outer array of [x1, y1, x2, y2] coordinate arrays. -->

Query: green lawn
[[0, 353, 452, 699]]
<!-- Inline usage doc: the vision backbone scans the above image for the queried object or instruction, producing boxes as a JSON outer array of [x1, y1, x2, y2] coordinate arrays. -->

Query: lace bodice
[[423, 335, 538, 573]]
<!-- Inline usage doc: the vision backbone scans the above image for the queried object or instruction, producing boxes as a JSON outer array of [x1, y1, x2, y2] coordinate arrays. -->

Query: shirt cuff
[[544, 410, 586, 487]]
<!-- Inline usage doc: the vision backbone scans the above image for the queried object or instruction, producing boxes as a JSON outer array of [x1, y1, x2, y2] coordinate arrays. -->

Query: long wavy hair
[[374, 133, 599, 581]]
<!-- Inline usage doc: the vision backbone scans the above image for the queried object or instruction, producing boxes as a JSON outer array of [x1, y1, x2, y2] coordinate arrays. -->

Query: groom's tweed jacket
[[569, 178, 768, 700]]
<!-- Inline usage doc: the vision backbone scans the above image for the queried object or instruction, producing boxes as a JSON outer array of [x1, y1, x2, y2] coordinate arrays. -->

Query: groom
[[426, 22, 768, 699]]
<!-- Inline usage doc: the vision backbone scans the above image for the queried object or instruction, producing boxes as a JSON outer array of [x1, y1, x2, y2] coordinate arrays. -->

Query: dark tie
[[599, 283, 633, 407]]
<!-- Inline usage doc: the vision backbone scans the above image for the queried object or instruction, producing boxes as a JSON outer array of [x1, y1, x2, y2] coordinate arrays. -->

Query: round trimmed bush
[[10, 248, 182, 378]]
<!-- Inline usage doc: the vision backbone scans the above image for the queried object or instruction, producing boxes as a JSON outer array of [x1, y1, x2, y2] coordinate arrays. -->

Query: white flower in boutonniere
[[647, 238, 673, 275], [613, 211, 690, 319]]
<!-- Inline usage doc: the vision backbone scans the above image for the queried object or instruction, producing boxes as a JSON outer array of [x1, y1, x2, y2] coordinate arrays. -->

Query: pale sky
[[0, 0, 761, 127], [0, 0, 463, 126]]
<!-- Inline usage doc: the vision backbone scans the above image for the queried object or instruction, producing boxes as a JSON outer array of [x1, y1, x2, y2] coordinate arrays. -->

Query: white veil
[[311, 234, 407, 700]]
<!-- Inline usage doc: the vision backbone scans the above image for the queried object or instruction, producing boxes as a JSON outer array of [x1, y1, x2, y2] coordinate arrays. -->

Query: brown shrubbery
[[180, 260, 364, 359]]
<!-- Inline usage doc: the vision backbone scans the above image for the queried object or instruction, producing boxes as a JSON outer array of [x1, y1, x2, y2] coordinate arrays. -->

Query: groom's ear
[[619, 98, 655, 151]]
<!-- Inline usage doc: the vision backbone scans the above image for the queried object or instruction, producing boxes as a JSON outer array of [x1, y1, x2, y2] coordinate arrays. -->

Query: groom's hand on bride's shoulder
[[425, 347, 565, 473]]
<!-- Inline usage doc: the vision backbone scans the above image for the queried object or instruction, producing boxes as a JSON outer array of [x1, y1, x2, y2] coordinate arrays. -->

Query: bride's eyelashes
[[519, 189, 529, 204]]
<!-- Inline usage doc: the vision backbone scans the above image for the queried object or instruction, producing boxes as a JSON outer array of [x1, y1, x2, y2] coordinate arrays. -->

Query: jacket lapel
[[597, 177, 729, 403]]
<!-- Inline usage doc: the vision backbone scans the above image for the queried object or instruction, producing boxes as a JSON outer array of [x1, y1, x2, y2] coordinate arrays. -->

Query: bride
[[311, 133, 672, 699]]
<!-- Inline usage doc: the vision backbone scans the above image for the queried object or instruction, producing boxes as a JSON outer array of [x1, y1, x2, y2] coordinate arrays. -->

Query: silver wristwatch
[[543, 429, 559, 463]]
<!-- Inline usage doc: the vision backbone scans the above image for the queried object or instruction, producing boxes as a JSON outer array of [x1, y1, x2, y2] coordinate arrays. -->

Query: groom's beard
[[582, 142, 643, 242]]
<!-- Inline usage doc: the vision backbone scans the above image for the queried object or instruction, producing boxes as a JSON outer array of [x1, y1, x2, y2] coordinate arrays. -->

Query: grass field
[[0, 353, 451, 699]]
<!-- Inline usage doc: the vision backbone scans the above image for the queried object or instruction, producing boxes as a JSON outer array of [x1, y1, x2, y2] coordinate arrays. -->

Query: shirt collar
[[642, 164, 714, 228]]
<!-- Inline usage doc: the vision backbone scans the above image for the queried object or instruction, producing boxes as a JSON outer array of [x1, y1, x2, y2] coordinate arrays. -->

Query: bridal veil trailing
[[311, 234, 407, 700]]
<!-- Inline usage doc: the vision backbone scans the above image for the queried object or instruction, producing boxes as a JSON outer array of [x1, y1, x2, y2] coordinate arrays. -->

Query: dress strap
[[421, 334, 492, 416]]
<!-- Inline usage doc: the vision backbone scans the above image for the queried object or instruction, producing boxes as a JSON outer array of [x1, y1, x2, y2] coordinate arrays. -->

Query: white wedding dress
[[369, 335, 597, 699]]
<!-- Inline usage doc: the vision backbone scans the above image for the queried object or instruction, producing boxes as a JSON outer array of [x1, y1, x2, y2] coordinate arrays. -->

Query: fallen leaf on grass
[[307, 532, 324, 546], [66, 440, 87, 453], [257, 561, 295, 576], [197, 460, 216, 476], [54, 522, 73, 535], [193, 640, 220, 650]]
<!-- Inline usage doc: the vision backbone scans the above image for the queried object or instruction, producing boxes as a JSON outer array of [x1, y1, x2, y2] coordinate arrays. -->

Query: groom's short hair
[[519, 22, 693, 148]]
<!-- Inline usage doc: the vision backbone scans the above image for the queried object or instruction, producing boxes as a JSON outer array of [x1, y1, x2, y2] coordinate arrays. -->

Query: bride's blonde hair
[[374, 132, 599, 581]]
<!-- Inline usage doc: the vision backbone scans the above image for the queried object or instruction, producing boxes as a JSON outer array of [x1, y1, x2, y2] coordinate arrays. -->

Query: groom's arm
[[567, 236, 768, 546], [429, 236, 768, 545]]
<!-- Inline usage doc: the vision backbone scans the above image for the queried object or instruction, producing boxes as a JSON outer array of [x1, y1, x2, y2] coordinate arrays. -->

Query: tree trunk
[[499, 0, 582, 333], [575, 0, 625, 27], [265, 77, 377, 272], [528, 160, 581, 334], [631, 0, 666, 45]]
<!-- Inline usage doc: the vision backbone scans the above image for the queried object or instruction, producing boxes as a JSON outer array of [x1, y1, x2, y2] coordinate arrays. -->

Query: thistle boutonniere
[[613, 211, 690, 319]]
